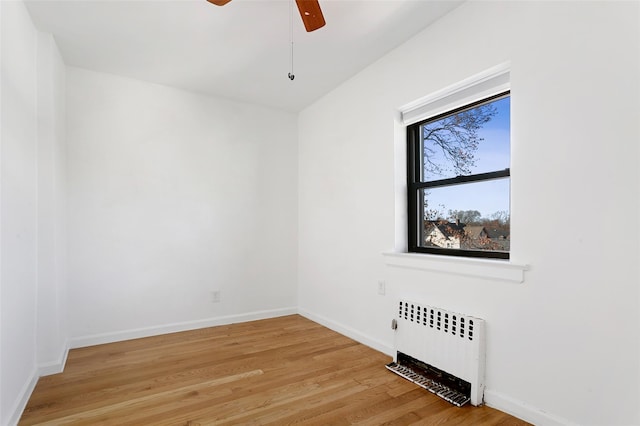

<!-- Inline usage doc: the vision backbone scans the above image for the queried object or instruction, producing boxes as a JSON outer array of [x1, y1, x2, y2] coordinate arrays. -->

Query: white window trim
[[400, 62, 511, 126], [391, 62, 528, 281], [382, 252, 529, 284]]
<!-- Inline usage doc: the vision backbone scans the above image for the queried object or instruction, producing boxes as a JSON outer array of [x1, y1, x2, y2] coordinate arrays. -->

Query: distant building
[[424, 220, 509, 251], [424, 220, 465, 249], [464, 225, 488, 240]]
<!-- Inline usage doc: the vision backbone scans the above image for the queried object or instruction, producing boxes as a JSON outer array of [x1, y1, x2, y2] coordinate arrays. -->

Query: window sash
[[410, 169, 510, 191], [406, 95, 511, 260]]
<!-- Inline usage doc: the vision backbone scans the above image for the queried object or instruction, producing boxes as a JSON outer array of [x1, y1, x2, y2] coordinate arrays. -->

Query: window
[[407, 92, 510, 259]]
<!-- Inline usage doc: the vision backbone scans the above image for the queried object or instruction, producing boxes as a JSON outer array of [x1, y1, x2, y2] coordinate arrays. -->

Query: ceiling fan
[[206, 0, 326, 32]]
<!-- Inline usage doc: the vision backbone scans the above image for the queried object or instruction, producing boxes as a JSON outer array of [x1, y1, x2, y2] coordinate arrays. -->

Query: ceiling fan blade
[[295, 0, 326, 32], [206, 0, 232, 6]]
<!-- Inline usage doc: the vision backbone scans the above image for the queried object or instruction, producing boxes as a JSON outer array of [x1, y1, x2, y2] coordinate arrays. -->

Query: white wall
[[0, 1, 67, 424], [36, 32, 68, 373], [0, 2, 38, 423], [298, 2, 640, 426], [66, 68, 298, 344]]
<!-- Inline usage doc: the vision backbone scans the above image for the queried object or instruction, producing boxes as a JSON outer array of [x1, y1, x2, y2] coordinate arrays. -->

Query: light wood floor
[[20, 315, 530, 425]]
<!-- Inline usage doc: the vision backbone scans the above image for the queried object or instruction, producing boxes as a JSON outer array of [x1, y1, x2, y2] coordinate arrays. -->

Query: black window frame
[[407, 91, 511, 260]]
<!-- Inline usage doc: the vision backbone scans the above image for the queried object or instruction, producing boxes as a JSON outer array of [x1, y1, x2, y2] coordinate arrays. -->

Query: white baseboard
[[6, 368, 39, 426], [298, 308, 394, 357], [38, 341, 70, 376], [69, 307, 297, 349], [484, 389, 578, 426], [6, 344, 71, 425]]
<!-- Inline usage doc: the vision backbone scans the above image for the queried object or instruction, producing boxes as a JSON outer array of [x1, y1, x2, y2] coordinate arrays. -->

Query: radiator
[[386, 300, 486, 407]]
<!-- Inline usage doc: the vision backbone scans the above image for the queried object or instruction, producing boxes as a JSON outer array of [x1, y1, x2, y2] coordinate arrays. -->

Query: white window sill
[[382, 252, 529, 283]]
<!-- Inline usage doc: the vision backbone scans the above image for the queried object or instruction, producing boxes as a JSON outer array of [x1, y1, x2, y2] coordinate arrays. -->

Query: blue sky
[[422, 96, 510, 220]]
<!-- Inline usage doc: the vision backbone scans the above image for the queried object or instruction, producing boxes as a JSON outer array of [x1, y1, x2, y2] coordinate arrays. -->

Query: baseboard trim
[[6, 368, 39, 426], [298, 308, 394, 357], [69, 307, 298, 349], [484, 389, 578, 426], [38, 341, 70, 376]]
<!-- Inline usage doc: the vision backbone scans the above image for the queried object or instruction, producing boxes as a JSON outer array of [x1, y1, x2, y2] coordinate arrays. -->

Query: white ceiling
[[25, 0, 463, 112]]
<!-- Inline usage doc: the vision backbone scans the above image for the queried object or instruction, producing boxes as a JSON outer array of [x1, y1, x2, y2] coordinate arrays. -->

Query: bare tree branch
[[422, 104, 496, 177]]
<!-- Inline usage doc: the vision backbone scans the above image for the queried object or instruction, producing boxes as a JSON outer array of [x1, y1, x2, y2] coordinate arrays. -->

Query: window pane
[[421, 96, 510, 181], [419, 178, 510, 253]]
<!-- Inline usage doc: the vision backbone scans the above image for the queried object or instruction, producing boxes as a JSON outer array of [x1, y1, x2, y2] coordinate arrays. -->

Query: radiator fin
[[385, 361, 470, 407]]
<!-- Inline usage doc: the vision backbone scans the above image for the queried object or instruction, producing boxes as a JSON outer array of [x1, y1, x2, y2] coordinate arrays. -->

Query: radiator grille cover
[[391, 300, 486, 406]]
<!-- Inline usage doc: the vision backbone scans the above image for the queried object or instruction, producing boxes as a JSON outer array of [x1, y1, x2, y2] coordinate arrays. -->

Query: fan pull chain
[[288, 0, 295, 80]]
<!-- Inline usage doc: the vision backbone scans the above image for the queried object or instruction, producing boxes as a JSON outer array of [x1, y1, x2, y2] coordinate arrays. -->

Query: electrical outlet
[[211, 291, 221, 303], [377, 280, 386, 295]]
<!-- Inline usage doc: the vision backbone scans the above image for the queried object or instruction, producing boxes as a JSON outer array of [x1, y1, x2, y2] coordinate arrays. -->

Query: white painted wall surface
[[36, 32, 68, 373], [66, 68, 298, 343], [1, 2, 39, 424], [298, 2, 639, 425], [1, 1, 67, 424]]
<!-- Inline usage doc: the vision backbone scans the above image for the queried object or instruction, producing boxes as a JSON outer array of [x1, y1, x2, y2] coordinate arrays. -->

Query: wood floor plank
[[20, 315, 531, 425]]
